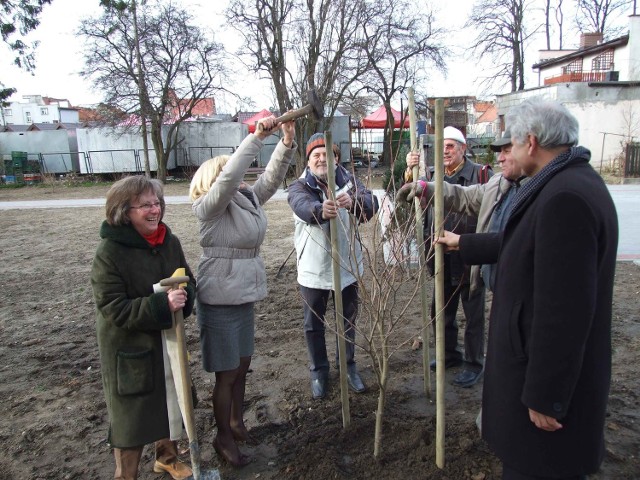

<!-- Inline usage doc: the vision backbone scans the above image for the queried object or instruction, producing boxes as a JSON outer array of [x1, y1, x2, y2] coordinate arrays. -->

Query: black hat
[[490, 129, 512, 152]]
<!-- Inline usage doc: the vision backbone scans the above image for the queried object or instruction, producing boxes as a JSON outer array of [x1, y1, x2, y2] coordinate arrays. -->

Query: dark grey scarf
[[507, 146, 589, 220]]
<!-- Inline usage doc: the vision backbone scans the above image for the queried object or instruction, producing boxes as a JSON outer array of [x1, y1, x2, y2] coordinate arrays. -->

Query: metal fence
[[183, 146, 236, 168]]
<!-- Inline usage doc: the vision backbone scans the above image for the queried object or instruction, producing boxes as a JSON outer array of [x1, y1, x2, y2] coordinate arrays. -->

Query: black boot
[[346, 363, 365, 393], [310, 371, 329, 399]]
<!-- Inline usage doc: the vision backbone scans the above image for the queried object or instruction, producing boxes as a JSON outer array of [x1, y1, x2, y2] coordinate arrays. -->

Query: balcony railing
[[543, 70, 617, 85]]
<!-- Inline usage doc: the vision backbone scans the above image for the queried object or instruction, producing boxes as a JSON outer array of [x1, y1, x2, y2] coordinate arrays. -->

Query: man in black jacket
[[436, 100, 618, 479]]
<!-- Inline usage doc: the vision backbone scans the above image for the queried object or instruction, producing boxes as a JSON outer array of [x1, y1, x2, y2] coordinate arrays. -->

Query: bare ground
[[0, 180, 638, 480]]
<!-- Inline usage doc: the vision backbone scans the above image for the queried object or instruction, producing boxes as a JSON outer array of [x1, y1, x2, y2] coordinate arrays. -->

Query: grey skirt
[[197, 301, 255, 373]]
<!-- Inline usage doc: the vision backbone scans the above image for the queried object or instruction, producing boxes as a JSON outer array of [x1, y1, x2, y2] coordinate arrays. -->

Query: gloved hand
[[396, 182, 417, 204], [395, 181, 428, 208]]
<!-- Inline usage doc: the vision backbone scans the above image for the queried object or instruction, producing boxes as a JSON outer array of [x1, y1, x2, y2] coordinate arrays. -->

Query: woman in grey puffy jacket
[[189, 116, 296, 467]]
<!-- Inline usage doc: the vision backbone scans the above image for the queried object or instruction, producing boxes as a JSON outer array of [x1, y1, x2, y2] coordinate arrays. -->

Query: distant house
[[1, 95, 80, 125], [425, 96, 474, 136], [467, 101, 498, 138], [115, 90, 218, 126], [167, 89, 216, 121], [495, 14, 640, 172], [532, 31, 630, 86]]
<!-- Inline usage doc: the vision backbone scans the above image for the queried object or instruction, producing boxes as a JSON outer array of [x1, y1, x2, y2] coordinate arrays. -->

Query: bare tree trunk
[[132, 0, 151, 177], [557, 0, 564, 49], [150, 117, 166, 183], [545, 0, 552, 49], [373, 342, 388, 458]]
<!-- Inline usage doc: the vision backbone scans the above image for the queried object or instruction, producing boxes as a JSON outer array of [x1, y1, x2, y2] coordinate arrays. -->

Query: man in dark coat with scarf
[[436, 99, 618, 479]]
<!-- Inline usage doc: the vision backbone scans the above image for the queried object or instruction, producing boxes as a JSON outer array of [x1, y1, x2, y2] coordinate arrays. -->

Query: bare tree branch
[[466, 0, 539, 92], [575, 0, 632, 35]]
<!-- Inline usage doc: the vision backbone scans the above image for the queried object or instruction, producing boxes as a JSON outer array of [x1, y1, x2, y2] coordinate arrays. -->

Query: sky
[[0, 0, 602, 113], [1, 0, 250, 107]]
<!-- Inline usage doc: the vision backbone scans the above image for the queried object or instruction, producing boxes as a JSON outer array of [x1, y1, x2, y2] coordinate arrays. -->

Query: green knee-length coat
[[91, 221, 195, 448]]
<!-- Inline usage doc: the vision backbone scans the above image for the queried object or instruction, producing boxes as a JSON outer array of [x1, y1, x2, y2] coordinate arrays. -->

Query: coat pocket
[[116, 348, 154, 396], [508, 302, 527, 360]]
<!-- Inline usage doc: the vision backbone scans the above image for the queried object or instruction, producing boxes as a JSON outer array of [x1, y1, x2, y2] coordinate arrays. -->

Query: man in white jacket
[[287, 133, 379, 399]]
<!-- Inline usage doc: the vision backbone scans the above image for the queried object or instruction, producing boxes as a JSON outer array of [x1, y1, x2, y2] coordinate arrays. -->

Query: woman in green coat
[[91, 176, 196, 480]]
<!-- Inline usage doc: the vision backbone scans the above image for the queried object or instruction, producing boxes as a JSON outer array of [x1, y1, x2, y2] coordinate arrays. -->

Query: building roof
[[42, 97, 73, 108], [3, 124, 30, 132], [28, 123, 66, 131], [476, 104, 497, 123], [474, 101, 494, 114], [234, 111, 261, 123]]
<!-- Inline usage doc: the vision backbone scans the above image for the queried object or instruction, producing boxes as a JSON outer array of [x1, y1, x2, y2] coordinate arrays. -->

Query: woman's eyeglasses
[[130, 202, 161, 211]]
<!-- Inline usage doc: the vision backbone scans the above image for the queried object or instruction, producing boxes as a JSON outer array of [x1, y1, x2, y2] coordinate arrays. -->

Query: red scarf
[[142, 223, 166, 247]]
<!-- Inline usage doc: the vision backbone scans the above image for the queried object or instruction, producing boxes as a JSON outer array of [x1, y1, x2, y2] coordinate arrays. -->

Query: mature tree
[[466, 0, 534, 92], [358, 0, 445, 166], [227, 0, 444, 171], [79, 0, 228, 182], [575, 0, 633, 37], [226, 0, 371, 172], [99, 0, 153, 176], [1, 0, 52, 71]]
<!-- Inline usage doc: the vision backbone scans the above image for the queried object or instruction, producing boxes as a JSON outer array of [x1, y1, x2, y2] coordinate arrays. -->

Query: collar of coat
[[508, 146, 590, 222], [446, 158, 478, 182], [99, 220, 171, 249]]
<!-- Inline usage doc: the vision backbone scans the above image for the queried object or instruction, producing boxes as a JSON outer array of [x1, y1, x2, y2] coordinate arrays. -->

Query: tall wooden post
[[434, 99, 446, 468], [407, 88, 431, 398], [325, 130, 351, 429]]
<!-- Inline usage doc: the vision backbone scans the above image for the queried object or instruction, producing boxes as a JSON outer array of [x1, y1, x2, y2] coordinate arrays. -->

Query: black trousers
[[431, 281, 485, 372], [502, 464, 587, 480], [300, 283, 358, 379]]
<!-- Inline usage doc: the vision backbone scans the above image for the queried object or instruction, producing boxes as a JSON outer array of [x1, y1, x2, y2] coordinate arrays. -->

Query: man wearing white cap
[[403, 126, 492, 387]]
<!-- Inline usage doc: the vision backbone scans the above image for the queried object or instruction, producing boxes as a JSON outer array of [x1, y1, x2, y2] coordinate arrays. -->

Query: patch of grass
[[0, 183, 26, 190]]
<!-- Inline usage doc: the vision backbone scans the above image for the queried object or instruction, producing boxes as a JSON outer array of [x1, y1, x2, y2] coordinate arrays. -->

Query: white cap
[[443, 126, 466, 145]]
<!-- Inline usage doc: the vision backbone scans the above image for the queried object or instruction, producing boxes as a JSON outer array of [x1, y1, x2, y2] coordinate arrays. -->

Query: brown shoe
[[152, 459, 192, 480]]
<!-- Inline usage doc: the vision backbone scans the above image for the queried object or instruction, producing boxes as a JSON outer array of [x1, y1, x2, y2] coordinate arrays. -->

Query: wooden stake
[[325, 130, 351, 429], [407, 87, 431, 399], [434, 99, 446, 469]]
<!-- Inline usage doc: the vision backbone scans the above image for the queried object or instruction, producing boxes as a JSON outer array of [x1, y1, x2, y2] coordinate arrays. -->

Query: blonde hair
[[105, 175, 165, 226], [189, 155, 230, 201]]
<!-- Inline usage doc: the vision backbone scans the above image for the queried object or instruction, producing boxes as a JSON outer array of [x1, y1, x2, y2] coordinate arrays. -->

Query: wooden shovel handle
[[159, 276, 190, 288], [256, 104, 313, 132]]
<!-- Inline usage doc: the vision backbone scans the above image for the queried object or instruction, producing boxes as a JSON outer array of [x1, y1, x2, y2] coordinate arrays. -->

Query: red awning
[[243, 109, 273, 133], [361, 105, 409, 129]]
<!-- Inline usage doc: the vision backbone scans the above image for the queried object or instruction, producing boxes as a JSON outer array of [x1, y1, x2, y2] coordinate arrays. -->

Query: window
[[562, 58, 583, 74], [4, 109, 11, 116], [40, 107, 49, 115], [592, 50, 614, 71], [25, 112, 32, 123]]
